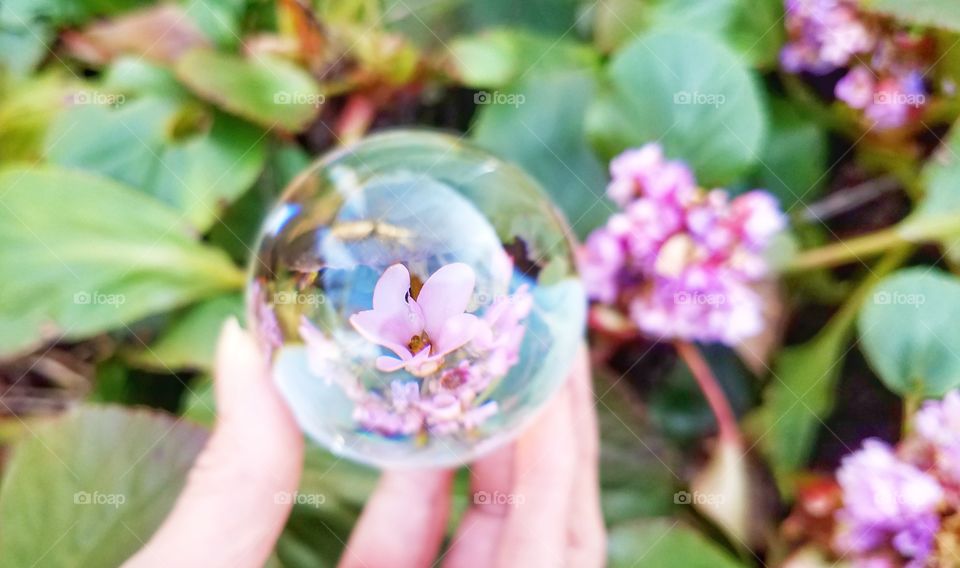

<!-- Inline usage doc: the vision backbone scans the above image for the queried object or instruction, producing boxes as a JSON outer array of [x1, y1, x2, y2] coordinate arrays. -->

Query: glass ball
[[248, 130, 585, 468]]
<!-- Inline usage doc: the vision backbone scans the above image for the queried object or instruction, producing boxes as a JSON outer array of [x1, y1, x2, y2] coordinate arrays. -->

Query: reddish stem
[[335, 94, 376, 145], [674, 340, 742, 446]]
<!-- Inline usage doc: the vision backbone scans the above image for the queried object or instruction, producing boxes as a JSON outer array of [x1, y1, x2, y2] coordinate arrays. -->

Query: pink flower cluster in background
[[580, 144, 785, 345], [832, 391, 960, 567], [301, 262, 532, 438], [782, 0, 935, 130]]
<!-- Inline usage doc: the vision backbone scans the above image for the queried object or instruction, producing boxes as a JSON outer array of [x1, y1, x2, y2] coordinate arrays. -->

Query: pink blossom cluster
[[580, 144, 785, 345], [301, 262, 532, 438], [833, 390, 960, 567], [781, 0, 934, 130]]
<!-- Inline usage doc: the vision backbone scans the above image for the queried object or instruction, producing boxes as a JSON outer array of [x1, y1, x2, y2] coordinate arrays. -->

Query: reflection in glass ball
[[248, 130, 585, 468]]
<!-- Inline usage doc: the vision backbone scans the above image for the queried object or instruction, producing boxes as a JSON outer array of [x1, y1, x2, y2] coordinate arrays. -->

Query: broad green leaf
[[124, 294, 243, 371], [859, 0, 960, 32], [185, 0, 246, 49], [0, 0, 152, 75], [208, 142, 312, 263], [595, 374, 680, 523], [649, 345, 753, 442], [593, 0, 785, 67], [473, 70, 613, 239], [587, 30, 766, 186], [101, 57, 190, 100], [181, 375, 216, 426], [0, 73, 72, 162], [608, 519, 746, 568], [914, 120, 960, 261], [46, 95, 266, 232], [0, 405, 208, 567], [461, 0, 581, 35], [275, 449, 376, 568], [754, 322, 850, 493], [753, 247, 909, 493], [756, 98, 828, 211], [858, 268, 960, 397], [449, 29, 599, 88], [175, 49, 322, 132], [0, 166, 244, 358]]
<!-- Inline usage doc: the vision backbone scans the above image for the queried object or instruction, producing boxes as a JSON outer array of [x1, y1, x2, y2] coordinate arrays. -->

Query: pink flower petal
[[432, 312, 478, 356], [350, 310, 415, 361], [376, 355, 407, 373], [416, 262, 476, 340], [373, 264, 413, 312]]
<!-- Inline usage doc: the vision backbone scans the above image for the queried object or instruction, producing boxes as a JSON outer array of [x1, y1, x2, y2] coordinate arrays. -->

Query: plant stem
[[786, 212, 960, 273], [674, 340, 742, 447]]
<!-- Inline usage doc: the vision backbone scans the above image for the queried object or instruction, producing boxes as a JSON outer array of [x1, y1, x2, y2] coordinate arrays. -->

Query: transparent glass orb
[[248, 130, 585, 468]]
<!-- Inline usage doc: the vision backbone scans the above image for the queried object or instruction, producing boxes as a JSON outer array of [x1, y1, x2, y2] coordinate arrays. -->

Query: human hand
[[125, 320, 604, 568], [339, 346, 605, 568]]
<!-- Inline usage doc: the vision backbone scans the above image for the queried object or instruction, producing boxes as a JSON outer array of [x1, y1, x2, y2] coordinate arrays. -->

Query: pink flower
[[915, 390, 960, 486], [834, 439, 943, 567], [350, 263, 478, 376], [580, 144, 786, 345], [471, 285, 534, 376]]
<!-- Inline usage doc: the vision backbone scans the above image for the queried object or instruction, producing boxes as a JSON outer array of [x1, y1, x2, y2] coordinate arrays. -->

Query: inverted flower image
[[299, 262, 532, 439]]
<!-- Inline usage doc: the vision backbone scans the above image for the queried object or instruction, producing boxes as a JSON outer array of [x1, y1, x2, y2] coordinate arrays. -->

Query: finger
[[495, 380, 577, 567], [125, 318, 304, 568], [441, 443, 515, 568], [565, 347, 606, 567], [339, 468, 454, 568]]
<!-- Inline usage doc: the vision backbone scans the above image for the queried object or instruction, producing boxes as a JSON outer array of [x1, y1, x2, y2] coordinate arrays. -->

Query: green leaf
[[208, 142, 312, 263], [755, 98, 828, 210], [753, 323, 850, 493], [449, 29, 599, 88], [0, 73, 71, 162], [472, 70, 614, 239], [915, 120, 960, 261], [596, 374, 680, 523], [587, 30, 766, 186], [649, 345, 753, 442], [0, 0, 153, 75], [0, 405, 208, 567], [461, 0, 581, 35], [175, 49, 322, 132], [124, 294, 243, 372], [858, 268, 960, 397], [0, 166, 244, 358], [859, 0, 960, 32], [46, 95, 266, 232], [101, 57, 189, 99], [275, 448, 376, 568], [608, 519, 746, 568], [593, 0, 785, 67]]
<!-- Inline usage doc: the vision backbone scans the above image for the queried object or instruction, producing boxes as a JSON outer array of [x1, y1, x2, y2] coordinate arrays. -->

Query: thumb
[[125, 318, 304, 568]]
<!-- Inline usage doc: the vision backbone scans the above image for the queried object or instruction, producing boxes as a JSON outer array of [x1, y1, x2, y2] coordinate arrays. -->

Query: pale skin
[[125, 319, 605, 568]]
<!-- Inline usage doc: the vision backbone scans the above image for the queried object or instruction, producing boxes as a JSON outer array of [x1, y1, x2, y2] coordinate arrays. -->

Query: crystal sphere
[[248, 130, 585, 468]]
